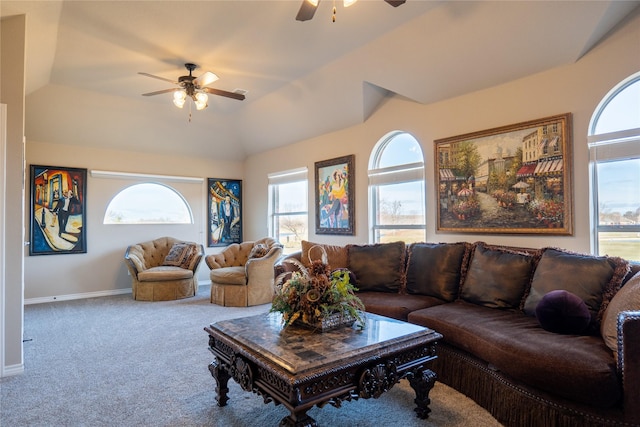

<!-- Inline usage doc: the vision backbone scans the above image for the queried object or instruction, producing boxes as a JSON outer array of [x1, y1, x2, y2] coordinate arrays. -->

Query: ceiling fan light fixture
[[194, 92, 208, 110], [173, 90, 187, 108], [344, 0, 358, 7], [307, 0, 319, 6]]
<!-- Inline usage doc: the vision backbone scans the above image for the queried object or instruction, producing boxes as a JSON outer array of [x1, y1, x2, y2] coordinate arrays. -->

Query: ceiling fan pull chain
[[332, 0, 336, 22]]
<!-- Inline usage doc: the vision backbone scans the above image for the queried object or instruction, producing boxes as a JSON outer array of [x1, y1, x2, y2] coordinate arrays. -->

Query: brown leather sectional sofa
[[277, 240, 640, 426]]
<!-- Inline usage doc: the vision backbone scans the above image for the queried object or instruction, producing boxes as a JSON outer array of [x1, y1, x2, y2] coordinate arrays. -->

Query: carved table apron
[[205, 312, 441, 427]]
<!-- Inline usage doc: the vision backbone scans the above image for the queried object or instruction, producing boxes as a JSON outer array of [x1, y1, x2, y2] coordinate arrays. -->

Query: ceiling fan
[[296, 0, 406, 22], [139, 63, 245, 111]]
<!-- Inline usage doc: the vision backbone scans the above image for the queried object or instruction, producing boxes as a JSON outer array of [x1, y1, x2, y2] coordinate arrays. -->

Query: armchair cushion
[[162, 242, 199, 269], [209, 266, 246, 285], [249, 243, 269, 259]]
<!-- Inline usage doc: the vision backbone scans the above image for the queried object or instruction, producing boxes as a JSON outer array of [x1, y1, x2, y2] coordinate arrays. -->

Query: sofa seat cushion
[[357, 291, 445, 321], [408, 301, 621, 408], [138, 266, 194, 282], [209, 266, 246, 285]]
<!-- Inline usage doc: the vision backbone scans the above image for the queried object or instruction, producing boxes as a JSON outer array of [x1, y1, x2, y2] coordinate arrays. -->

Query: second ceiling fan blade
[[203, 87, 245, 101], [138, 72, 178, 84], [142, 88, 178, 96]]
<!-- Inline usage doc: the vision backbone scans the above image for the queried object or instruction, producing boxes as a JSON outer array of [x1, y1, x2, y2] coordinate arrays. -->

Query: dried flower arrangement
[[271, 247, 365, 331]]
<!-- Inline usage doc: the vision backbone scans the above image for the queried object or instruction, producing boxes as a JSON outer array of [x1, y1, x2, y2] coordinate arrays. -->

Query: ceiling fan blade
[[194, 71, 219, 87], [141, 88, 178, 97], [202, 87, 246, 101], [138, 72, 178, 84], [384, 0, 406, 6], [296, 0, 319, 21]]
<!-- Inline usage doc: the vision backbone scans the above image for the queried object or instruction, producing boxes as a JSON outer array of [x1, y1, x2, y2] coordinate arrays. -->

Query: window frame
[[588, 71, 640, 259], [268, 168, 308, 251], [103, 182, 194, 225], [368, 131, 426, 244]]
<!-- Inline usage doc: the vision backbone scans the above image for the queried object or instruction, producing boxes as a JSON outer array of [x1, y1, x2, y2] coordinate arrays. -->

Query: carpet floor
[[1, 285, 502, 426]]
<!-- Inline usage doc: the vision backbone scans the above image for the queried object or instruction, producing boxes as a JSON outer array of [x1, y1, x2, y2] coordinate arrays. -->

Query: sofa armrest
[[619, 310, 640, 423]]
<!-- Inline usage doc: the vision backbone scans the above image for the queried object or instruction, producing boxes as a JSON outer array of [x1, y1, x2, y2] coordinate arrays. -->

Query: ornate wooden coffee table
[[205, 312, 441, 427]]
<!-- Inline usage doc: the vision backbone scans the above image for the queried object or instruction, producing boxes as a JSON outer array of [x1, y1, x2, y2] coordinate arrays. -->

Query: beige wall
[[244, 11, 640, 252], [24, 142, 242, 301]]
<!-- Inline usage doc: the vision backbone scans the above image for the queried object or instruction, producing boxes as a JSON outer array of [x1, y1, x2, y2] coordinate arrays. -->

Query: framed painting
[[315, 154, 355, 235], [435, 113, 573, 235], [207, 178, 242, 246], [29, 165, 87, 255]]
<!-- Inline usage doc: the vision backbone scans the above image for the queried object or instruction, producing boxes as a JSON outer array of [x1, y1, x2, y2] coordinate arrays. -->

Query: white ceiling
[[2, 0, 639, 161]]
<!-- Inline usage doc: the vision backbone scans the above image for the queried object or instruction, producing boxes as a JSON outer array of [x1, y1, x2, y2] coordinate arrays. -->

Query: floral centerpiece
[[271, 248, 365, 331]]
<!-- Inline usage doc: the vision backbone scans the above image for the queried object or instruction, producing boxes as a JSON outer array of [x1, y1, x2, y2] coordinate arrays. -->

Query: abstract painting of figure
[[30, 165, 87, 255], [208, 178, 242, 246]]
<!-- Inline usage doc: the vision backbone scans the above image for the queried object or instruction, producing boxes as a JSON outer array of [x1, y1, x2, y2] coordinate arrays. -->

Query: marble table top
[[208, 312, 436, 375]]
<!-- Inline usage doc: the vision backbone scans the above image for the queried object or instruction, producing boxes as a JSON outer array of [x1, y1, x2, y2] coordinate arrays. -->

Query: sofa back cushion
[[460, 243, 537, 309], [300, 240, 349, 270], [348, 241, 406, 293], [406, 242, 471, 301], [601, 270, 640, 358], [523, 248, 629, 327]]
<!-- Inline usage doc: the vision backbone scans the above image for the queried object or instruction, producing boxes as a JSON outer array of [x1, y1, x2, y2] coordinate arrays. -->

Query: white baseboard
[[24, 281, 212, 305], [25, 288, 133, 305], [2, 362, 24, 377]]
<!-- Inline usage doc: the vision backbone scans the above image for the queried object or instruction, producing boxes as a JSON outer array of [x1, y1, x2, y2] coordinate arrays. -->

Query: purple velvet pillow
[[535, 290, 591, 335]]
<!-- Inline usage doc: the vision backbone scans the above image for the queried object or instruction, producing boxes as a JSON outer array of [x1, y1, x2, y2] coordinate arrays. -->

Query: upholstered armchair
[[205, 237, 283, 307], [124, 236, 204, 301]]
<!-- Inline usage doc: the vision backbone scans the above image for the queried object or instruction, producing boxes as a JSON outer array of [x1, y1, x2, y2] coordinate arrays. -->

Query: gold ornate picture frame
[[435, 113, 573, 235]]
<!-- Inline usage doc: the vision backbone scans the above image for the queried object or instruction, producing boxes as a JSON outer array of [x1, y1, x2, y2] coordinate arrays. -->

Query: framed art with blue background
[[29, 165, 87, 255], [208, 178, 243, 246]]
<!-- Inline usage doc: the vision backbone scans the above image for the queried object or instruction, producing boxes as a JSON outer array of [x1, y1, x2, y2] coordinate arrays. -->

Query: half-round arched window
[[368, 131, 426, 243], [103, 183, 193, 224], [588, 71, 640, 261]]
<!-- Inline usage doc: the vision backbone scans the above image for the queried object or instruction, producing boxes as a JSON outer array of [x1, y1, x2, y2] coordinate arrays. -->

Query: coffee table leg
[[408, 368, 437, 419], [208, 357, 230, 407], [279, 409, 318, 427]]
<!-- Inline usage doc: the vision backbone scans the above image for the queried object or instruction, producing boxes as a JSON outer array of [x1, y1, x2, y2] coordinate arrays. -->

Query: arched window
[[104, 183, 193, 224], [368, 131, 426, 243], [589, 72, 640, 261]]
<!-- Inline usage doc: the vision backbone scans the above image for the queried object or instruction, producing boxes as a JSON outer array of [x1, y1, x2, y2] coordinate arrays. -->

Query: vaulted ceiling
[[2, 0, 639, 161]]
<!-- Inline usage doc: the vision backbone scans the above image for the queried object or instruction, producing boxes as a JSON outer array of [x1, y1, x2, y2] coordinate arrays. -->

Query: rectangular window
[[590, 140, 640, 261], [268, 168, 308, 254]]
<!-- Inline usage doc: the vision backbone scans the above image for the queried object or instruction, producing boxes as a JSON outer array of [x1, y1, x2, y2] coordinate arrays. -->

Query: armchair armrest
[[246, 246, 284, 276], [191, 244, 205, 274], [124, 245, 145, 279], [619, 310, 640, 423]]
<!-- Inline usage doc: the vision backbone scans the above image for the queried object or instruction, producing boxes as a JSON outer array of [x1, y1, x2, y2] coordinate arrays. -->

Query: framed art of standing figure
[[29, 165, 87, 255], [435, 113, 573, 235], [208, 178, 242, 246], [315, 154, 355, 235]]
